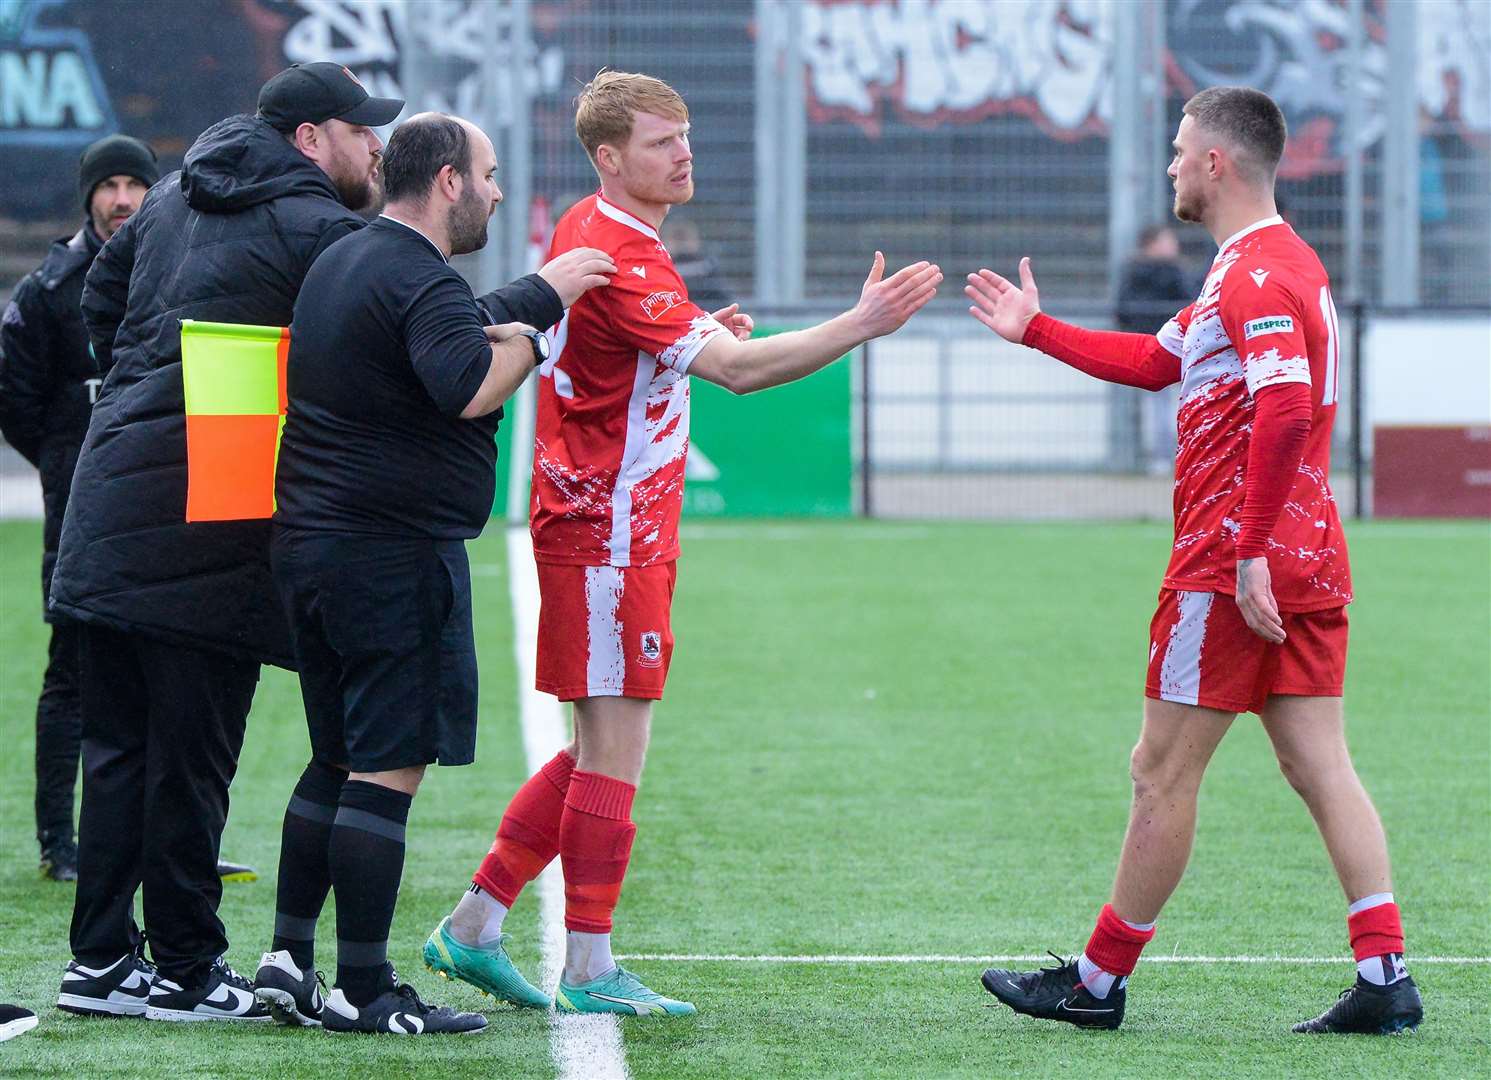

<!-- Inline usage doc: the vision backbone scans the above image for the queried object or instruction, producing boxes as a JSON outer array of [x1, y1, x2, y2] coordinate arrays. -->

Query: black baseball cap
[[256, 62, 404, 132]]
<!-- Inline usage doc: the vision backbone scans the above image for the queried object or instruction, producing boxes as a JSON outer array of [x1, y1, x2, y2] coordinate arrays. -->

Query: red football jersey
[[530, 193, 728, 567], [1153, 217, 1352, 611]]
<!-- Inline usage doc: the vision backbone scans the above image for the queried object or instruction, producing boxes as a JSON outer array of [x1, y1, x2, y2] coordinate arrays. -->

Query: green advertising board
[[494, 325, 855, 521], [682, 327, 853, 517]]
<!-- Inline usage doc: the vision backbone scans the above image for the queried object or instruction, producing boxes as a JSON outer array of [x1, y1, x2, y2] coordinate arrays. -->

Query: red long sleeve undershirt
[[1020, 312, 1313, 561], [1234, 381, 1312, 559], [1021, 312, 1180, 391]]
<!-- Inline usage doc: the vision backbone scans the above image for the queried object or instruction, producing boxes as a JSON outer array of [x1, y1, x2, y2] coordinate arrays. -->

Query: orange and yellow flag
[[180, 320, 288, 522]]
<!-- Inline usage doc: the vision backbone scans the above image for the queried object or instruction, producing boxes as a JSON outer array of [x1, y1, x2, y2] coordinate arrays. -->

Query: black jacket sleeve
[[0, 275, 54, 466], [306, 217, 362, 271], [80, 214, 139, 374], [475, 273, 563, 332]]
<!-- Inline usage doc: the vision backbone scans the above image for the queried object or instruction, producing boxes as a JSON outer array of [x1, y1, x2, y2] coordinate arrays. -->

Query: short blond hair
[[574, 70, 688, 161]]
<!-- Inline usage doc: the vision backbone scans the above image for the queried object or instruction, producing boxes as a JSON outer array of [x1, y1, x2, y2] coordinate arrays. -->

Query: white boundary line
[[506, 527, 629, 1080], [616, 953, 1491, 966]]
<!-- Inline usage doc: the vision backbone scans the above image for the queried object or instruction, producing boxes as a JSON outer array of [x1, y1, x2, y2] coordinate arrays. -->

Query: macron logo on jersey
[[1249, 268, 1270, 288], [630, 265, 646, 278], [641, 290, 684, 321], [1243, 315, 1294, 340]]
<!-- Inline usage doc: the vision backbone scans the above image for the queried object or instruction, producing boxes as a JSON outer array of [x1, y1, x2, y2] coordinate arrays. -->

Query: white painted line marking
[[615, 953, 1491, 965], [506, 527, 628, 1080]]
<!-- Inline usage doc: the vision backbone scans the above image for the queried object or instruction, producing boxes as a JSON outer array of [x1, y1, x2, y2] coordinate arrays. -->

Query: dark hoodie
[[50, 115, 365, 665]]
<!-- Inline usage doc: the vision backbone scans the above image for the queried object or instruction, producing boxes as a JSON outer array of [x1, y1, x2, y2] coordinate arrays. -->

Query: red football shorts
[[1145, 589, 1347, 714], [535, 561, 677, 702]]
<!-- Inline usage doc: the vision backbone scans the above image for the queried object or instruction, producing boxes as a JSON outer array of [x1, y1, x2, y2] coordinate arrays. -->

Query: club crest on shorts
[[638, 630, 663, 668]]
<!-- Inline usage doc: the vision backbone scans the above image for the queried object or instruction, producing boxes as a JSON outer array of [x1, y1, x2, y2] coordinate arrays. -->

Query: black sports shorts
[[271, 524, 477, 772]]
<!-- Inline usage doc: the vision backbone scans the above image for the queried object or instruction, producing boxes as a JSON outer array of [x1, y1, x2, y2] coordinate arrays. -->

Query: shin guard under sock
[[328, 780, 411, 1005], [474, 750, 575, 907], [272, 759, 348, 969], [558, 770, 636, 934]]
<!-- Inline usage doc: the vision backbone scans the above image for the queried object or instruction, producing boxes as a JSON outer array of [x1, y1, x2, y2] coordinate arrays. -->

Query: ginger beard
[[320, 119, 383, 213], [612, 112, 694, 211]]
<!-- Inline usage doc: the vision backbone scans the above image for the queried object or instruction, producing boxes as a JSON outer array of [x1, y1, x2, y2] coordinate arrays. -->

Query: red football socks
[[1084, 903, 1157, 977], [559, 770, 637, 934], [1348, 898, 1405, 962], [473, 750, 575, 907]]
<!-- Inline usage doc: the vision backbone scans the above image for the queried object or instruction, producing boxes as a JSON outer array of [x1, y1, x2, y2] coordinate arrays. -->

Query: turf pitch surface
[[1, 519, 1487, 1078]]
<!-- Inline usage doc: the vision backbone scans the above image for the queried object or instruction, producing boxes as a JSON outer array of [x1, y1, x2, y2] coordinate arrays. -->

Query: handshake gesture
[[851, 251, 943, 340], [536, 243, 1052, 348], [964, 256, 1042, 343]]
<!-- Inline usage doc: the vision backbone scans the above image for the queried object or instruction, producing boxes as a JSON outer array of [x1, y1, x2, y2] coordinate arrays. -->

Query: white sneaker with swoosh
[[57, 949, 156, 1017], [145, 958, 271, 1021]]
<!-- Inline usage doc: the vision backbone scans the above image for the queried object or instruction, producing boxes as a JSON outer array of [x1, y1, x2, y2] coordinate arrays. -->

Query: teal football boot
[[422, 917, 550, 1009]]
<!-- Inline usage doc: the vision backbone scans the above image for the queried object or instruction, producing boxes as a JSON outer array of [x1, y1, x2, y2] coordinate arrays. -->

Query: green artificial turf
[[1, 519, 1486, 1078]]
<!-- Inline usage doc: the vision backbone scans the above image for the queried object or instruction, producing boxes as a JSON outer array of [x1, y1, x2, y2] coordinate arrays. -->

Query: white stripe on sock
[[1347, 891, 1394, 915]]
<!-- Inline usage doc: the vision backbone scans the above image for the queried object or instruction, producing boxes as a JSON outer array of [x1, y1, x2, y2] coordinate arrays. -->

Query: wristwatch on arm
[[520, 330, 550, 367]]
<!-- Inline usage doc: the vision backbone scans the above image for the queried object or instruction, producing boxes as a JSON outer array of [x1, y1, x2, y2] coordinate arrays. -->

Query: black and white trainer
[[980, 952, 1125, 1030], [1293, 975, 1424, 1035], [254, 950, 325, 1027], [145, 957, 271, 1022], [57, 947, 156, 1017], [0, 1004, 39, 1042], [321, 967, 485, 1036]]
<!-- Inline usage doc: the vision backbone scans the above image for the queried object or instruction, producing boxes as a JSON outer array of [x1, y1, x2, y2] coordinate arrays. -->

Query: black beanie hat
[[79, 135, 159, 212]]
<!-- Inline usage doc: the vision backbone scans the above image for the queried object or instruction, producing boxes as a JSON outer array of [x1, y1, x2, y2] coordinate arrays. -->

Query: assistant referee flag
[[180, 319, 287, 521]]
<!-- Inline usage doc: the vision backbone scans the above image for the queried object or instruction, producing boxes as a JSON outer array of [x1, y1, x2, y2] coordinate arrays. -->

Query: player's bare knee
[[1130, 739, 1205, 798], [1275, 752, 1315, 799], [350, 764, 426, 795]]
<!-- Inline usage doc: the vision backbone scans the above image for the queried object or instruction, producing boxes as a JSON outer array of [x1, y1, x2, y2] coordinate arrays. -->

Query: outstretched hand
[[965, 257, 1041, 343], [538, 246, 616, 308], [710, 303, 755, 342], [851, 251, 942, 339]]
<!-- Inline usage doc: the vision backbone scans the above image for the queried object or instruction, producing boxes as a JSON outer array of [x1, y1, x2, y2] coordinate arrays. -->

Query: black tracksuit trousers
[[69, 624, 259, 986], [34, 620, 81, 851]]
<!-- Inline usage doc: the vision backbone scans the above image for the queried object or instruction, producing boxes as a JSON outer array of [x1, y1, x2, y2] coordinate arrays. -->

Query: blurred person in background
[[968, 86, 1420, 1036], [0, 135, 156, 884], [49, 63, 401, 1023], [423, 69, 940, 1019], [660, 213, 733, 311], [1115, 224, 1194, 473]]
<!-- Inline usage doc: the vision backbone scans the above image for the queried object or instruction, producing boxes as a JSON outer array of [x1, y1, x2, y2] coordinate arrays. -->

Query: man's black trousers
[[69, 624, 259, 986], [34, 620, 81, 851]]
